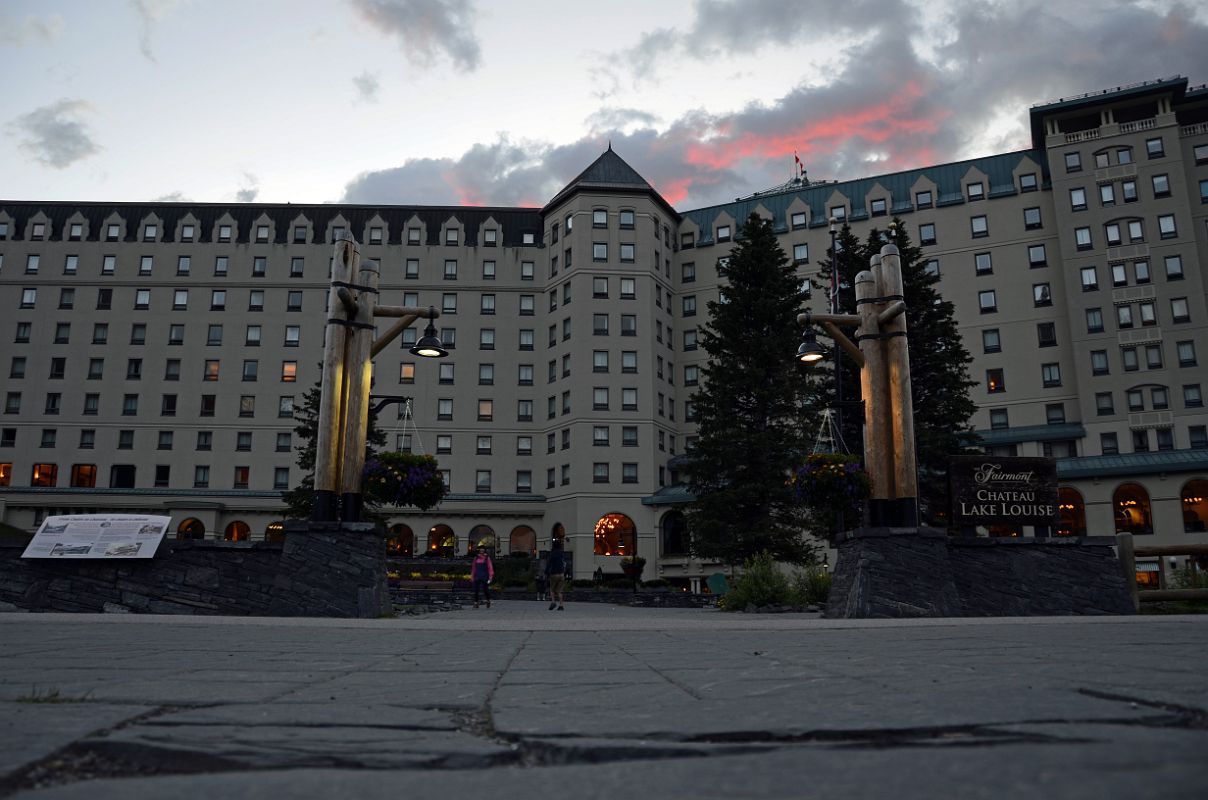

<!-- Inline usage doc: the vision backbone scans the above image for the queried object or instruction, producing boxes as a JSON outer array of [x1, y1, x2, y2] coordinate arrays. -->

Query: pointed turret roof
[[542, 146, 679, 219]]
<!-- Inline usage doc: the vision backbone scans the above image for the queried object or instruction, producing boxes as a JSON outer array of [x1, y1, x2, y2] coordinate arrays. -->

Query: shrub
[[790, 568, 832, 606], [719, 551, 790, 611], [1172, 567, 1208, 590]]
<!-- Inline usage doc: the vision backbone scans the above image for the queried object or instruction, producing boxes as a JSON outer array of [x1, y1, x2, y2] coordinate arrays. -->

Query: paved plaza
[[0, 602, 1205, 799]]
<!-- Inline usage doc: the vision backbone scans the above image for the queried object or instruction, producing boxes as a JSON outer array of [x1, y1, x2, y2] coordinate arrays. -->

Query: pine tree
[[818, 219, 978, 527], [684, 213, 824, 566], [281, 379, 388, 520]]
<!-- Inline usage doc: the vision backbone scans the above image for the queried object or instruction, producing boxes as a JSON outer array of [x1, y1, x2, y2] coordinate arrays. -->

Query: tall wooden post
[[879, 244, 918, 525], [855, 267, 890, 508], [313, 236, 358, 521], [339, 259, 379, 522]]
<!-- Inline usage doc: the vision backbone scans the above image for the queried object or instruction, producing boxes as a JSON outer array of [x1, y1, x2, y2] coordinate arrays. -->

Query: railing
[[1116, 533, 1208, 610], [1064, 129, 1101, 143], [1181, 123, 1208, 137], [1034, 76, 1182, 108], [1119, 119, 1156, 133]]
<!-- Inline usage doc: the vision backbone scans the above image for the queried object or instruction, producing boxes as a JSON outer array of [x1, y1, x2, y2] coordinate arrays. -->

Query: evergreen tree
[[684, 213, 824, 566], [818, 219, 978, 527], [281, 379, 388, 520]]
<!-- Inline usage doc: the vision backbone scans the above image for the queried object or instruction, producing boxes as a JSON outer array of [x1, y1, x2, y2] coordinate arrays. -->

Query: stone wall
[[0, 521, 390, 618], [826, 528, 1134, 618]]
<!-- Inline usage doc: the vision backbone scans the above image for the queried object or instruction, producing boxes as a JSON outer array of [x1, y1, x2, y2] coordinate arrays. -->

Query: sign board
[[949, 456, 1058, 528], [21, 515, 171, 559]]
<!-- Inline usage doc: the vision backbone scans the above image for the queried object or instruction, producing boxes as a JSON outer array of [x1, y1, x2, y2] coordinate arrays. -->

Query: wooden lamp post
[[312, 235, 447, 523], [796, 241, 918, 528]]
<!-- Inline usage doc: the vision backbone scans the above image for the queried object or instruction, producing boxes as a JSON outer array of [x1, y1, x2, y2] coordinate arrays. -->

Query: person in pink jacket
[[471, 549, 495, 609]]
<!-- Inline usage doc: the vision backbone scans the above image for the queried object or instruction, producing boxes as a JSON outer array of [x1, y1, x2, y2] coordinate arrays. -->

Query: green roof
[[1057, 450, 1208, 480], [976, 423, 1086, 447]]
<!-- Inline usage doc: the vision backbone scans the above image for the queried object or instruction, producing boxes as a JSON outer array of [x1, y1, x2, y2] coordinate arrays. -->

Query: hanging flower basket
[[362, 452, 446, 511], [791, 453, 872, 532], [620, 556, 646, 578]]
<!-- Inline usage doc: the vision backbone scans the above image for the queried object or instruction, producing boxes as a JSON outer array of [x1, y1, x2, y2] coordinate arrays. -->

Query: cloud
[[154, 191, 189, 202], [343, 1, 1208, 210], [7, 99, 101, 169], [130, 0, 179, 62], [349, 0, 481, 73], [0, 13, 64, 45], [353, 71, 381, 103], [236, 172, 259, 202]]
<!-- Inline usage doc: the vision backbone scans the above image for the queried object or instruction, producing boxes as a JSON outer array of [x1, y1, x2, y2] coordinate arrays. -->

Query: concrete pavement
[[1, 601, 1206, 798]]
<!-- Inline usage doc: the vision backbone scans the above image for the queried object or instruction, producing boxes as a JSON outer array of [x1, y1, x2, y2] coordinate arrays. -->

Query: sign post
[[949, 456, 1059, 532]]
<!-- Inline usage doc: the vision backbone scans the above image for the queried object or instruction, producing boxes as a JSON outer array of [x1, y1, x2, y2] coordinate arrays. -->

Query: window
[[1168, 297, 1190, 325], [870, 198, 887, 216], [1099, 183, 1116, 206], [978, 290, 997, 313], [479, 363, 494, 385], [716, 224, 731, 242], [1046, 403, 1065, 425], [986, 368, 1005, 393], [620, 278, 635, 299], [1152, 387, 1169, 411], [981, 328, 1001, 354], [1037, 365, 1063, 398], [1033, 283, 1051, 307], [19, 288, 37, 309], [1139, 301, 1157, 326], [1028, 244, 1047, 267], [1184, 384, 1203, 408], [1095, 392, 1114, 415], [593, 242, 607, 261], [1079, 266, 1098, 292], [1117, 305, 1134, 329], [445, 228, 458, 245], [54, 323, 70, 344], [1037, 322, 1056, 347], [915, 189, 933, 208], [278, 396, 294, 418], [281, 361, 297, 382], [124, 358, 140, 380], [1065, 151, 1081, 172], [593, 314, 609, 335], [593, 463, 609, 483], [1145, 344, 1163, 369], [286, 291, 302, 312], [1177, 341, 1197, 367], [620, 314, 636, 336], [622, 388, 638, 411], [1132, 430, 1150, 453], [1192, 427, 1208, 450], [593, 426, 609, 446], [1090, 350, 1109, 376], [1126, 389, 1145, 412], [206, 324, 223, 346], [1023, 207, 1042, 230], [592, 209, 608, 228], [970, 215, 988, 237], [988, 408, 1009, 430], [1111, 263, 1128, 287], [1145, 137, 1164, 158], [443, 259, 457, 279], [1127, 220, 1144, 242], [923, 259, 939, 277], [516, 399, 532, 422], [517, 363, 533, 386], [974, 252, 992, 275], [1134, 260, 1150, 284], [1158, 214, 1176, 240], [87, 359, 103, 380], [919, 223, 936, 245], [593, 387, 609, 410], [1070, 188, 1087, 211], [792, 243, 809, 264], [683, 329, 698, 351], [1122, 346, 1139, 371]]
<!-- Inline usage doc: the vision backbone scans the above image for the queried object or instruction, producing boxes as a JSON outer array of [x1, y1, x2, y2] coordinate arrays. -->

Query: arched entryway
[[427, 524, 456, 556], [467, 525, 496, 554], [1113, 483, 1153, 536], [661, 511, 687, 556], [509, 525, 536, 556], [1057, 487, 1086, 537], [177, 518, 205, 540], [387, 523, 414, 555], [1182, 479, 1208, 533], [594, 513, 636, 556], [224, 521, 250, 542]]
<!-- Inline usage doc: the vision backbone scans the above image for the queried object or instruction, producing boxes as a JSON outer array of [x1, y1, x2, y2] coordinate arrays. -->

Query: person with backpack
[[471, 548, 495, 609], [545, 539, 568, 611]]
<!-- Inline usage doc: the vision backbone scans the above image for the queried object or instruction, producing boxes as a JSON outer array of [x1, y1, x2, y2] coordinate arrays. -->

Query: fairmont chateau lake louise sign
[[949, 456, 1058, 528]]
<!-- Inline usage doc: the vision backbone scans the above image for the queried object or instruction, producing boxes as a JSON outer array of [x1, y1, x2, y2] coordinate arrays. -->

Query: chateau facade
[[2, 76, 1206, 587]]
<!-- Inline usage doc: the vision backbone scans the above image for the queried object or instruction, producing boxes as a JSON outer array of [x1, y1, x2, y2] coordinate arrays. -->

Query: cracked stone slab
[[0, 702, 149, 780]]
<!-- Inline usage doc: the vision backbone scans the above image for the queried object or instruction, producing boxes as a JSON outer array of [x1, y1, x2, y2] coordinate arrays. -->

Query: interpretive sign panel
[[949, 456, 1058, 527], [21, 514, 171, 559]]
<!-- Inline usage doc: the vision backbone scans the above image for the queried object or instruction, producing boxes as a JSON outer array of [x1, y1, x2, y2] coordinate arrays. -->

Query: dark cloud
[[129, 0, 179, 62], [236, 172, 259, 203], [7, 99, 101, 169], [349, 0, 481, 73], [0, 13, 64, 45], [342, 1, 1208, 210], [353, 71, 381, 103]]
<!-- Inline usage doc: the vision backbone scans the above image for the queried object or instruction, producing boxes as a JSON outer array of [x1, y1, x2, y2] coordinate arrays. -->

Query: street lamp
[[796, 319, 826, 363], [409, 307, 448, 358]]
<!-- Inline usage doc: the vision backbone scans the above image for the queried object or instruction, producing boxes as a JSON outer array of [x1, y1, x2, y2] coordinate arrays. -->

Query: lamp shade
[[796, 328, 825, 363], [409, 309, 448, 358]]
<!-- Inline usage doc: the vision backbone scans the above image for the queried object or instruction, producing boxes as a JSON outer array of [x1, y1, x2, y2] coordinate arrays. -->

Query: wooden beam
[[312, 236, 356, 517], [820, 321, 865, 368]]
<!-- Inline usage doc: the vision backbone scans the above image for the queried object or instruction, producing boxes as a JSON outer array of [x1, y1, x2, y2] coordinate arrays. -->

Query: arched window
[[427, 525, 456, 557], [661, 511, 687, 556], [468, 525, 496, 554], [177, 518, 205, 540], [1057, 488, 1086, 537], [224, 521, 250, 542], [509, 525, 536, 556], [593, 513, 636, 556], [265, 521, 285, 542], [387, 523, 414, 555], [1182, 479, 1208, 533], [1113, 483, 1153, 536]]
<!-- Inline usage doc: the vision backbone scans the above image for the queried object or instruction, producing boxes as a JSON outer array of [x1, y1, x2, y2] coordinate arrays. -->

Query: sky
[[3, 0, 1208, 211]]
